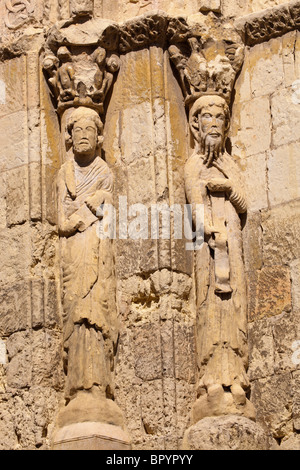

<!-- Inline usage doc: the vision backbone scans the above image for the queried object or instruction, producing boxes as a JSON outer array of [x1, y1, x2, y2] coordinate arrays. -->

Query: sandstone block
[[249, 37, 284, 98], [12, 387, 60, 449], [280, 433, 300, 450], [0, 56, 26, 119], [160, 320, 174, 377], [0, 225, 30, 287], [0, 401, 17, 450], [271, 90, 300, 148], [132, 435, 165, 450], [267, 143, 300, 207], [282, 31, 298, 87], [0, 111, 28, 173], [261, 200, 300, 265], [5, 331, 32, 389], [234, 47, 251, 103], [239, 152, 268, 211], [248, 266, 291, 321], [231, 96, 271, 158], [251, 373, 293, 439], [141, 380, 164, 435], [133, 322, 162, 381], [0, 281, 30, 336], [182, 415, 269, 450], [292, 370, 300, 431], [242, 211, 264, 272], [248, 317, 275, 380], [6, 165, 29, 227], [161, 377, 177, 434], [291, 259, 300, 312], [272, 311, 298, 373], [0, 172, 6, 231], [174, 322, 196, 383], [31, 329, 64, 390]]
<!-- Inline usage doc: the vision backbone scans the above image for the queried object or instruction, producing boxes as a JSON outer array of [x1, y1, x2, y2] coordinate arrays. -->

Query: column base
[[51, 389, 131, 450], [52, 422, 131, 450], [182, 415, 270, 450]]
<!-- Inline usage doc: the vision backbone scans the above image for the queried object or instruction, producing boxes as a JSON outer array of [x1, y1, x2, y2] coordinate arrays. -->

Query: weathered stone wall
[[0, 44, 64, 449], [0, 0, 299, 450], [104, 46, 195, 450], [231, 31, 300, 448]]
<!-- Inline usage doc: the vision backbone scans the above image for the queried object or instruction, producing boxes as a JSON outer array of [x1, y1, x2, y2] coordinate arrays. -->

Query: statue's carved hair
[[189, 94, 230, 144], [66, 107, 103, 143]]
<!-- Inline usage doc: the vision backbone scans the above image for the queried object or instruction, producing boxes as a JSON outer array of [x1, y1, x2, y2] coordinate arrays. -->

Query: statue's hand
[[206, 178, 232, 194], [86, 191, 105, 216]]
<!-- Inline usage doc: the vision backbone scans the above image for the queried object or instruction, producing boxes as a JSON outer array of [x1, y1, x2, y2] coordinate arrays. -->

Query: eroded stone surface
[[0, 0, 300, 452], [182, 415, 269, 450]]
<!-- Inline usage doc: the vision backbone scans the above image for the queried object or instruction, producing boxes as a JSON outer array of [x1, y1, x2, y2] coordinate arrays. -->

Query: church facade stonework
[[0, 0, 299, 450]]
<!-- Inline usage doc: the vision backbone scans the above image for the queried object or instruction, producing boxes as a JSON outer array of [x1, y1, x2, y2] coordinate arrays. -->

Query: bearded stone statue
[[184, 95, 255, 422]]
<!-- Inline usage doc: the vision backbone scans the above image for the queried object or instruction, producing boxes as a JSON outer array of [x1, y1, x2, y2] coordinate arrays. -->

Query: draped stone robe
[[57, 155, 118, 399], [184, 151, 249, 395]]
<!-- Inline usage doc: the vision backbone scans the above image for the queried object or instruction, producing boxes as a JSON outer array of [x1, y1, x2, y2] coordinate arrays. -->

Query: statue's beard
[[200, 132, 224, 166], [73, 140, 95, 156]]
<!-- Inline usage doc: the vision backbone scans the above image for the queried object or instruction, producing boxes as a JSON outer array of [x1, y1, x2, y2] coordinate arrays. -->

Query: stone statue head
[[66, 107, 104, 162], [189, 94, 230, 165], [70, 0, 94, 18], [57, 46, 72, 63]]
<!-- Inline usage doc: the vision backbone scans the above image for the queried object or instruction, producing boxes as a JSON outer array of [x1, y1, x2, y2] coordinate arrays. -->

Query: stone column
[[42, 4, 131, 450], [167, 12, 270, 450]]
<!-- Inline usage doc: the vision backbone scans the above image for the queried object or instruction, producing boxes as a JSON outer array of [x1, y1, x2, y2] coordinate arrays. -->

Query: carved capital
[[168, 16, 244, 108], [43, 19, 120, 116]]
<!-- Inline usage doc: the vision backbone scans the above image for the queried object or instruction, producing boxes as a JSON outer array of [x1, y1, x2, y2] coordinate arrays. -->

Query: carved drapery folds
[[42, 10, 131, 450], [57, 107, 118, 400]]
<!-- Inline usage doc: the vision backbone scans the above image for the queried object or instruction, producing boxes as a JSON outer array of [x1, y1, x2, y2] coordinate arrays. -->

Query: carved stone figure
[[43, 53, 60, 100], [56, 106, 118, 404], [57, 47, 76, 103], [184, 94, 255, 421], [92, 49, 120, 104]]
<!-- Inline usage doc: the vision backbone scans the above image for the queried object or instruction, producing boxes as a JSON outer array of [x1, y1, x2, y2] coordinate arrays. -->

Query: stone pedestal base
[[52, 389, 131, 450], [182, 415, 270, 450], [53, 422, 132, 450]]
